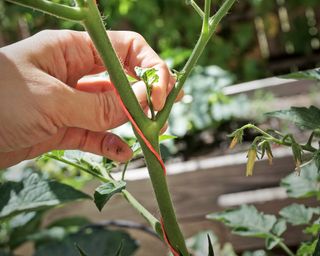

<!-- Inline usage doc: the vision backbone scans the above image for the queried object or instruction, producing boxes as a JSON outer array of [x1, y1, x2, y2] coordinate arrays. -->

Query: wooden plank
[[223, 76, 317, 97]]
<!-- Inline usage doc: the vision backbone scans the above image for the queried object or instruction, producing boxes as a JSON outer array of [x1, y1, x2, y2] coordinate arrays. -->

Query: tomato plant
[[2, 0, 236, 255], [220, 70, 320, 255]]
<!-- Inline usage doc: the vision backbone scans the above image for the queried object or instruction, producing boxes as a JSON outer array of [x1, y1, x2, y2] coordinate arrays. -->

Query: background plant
[[2, 1, 320, 82], [214, 70, 320, 255]]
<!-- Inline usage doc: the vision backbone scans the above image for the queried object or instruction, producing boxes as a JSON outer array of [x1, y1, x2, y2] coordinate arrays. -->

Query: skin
[[0, 29, 180, 169]]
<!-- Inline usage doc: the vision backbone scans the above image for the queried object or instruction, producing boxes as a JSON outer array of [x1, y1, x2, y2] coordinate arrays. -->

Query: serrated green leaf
[[281, 69, 320, 81], [159, 134, 177, 142], [94, 181, 126, 211], [271, 219, 287, 236], [207, 205, 277, 239], [186, 231, 223, 256], [0, 173, 90, 220], [297, 239, 318, 256], [33, 228, 138, 256], [134, 67, 159, 86], [281, 160, 320, 198], [8, 211, 43, 249], [304, 218, 320, 236], [265, 236, 281, 250], [265, 106, 320, 130], [280, 204, 315, 226]]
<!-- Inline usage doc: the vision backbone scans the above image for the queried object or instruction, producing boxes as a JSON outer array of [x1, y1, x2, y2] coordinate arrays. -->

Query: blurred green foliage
[[1, 0, 320, 82]]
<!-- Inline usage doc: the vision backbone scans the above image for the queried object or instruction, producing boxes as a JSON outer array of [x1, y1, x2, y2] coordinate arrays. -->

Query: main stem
[[81, 1, 189, 253], [82, 0, 151, 131], [135, 131, 189, 255]]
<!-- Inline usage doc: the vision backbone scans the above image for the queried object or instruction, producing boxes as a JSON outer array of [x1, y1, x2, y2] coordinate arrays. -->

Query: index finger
[[107, 31, 173, 111]]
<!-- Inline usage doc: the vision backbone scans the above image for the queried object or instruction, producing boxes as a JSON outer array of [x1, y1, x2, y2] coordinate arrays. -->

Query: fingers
[[107, 31, 173, 111], [57, 128, 133, 162], [31, 30, 174, 111], [58, 78, 147, 132], [0, 128, 133, 169]]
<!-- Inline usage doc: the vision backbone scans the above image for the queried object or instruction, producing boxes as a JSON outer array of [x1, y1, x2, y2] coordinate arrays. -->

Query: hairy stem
[[44, 155, 161, 240], [44, 154, 109, 182], [82, 0, 151, 131], [243, 124, 317, 153], [135, 131, 189, 255], [157, 0, 236, 127], [122, 190, 163, 240], [188, 0, 204, 18], [203, 0, 211, 32], [6, 0, 86, 21]]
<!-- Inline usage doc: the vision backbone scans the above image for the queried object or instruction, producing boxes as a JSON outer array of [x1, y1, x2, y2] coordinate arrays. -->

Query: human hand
[[0, 30, 174, 168]]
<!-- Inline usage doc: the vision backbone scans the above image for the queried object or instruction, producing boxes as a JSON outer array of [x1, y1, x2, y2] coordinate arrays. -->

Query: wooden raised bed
[[27, 76, 318, 256]]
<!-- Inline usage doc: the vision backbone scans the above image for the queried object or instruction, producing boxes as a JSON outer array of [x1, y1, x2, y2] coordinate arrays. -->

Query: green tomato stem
[[6, 0, 86, 21], [44, 155, 109, 182], [82, 0, 151, 131], [122, 189, 163, 240], [243, 124, 317, 153], [189, 0, 204, 19], [146, 86, 156, 120], [278, 240, 295, 256], [135, 131, 189, 255], [45, 156, 161, 240], [203, 0, 211, 33], [156, 0, 236, 127]]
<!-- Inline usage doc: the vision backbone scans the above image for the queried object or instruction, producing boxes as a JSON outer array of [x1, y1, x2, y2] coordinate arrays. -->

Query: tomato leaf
[[281, 68, 320, 81], [33, 228, 138, 256], [134, 67, 159, 86], [297, 239, 318, 256], [94, 181, 126, 211], [159, 134, 177, 142], [279, 204, 320, 226], [207, 205, 277, 238], [281, 160, 320, 198], [207, 205, 286, 250], [0, 173, 90, 220], [8, 211, 43, 249], [265, 106, 320, 130]]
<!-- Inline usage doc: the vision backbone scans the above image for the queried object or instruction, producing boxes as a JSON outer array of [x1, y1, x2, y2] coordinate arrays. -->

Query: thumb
[[0, 127, 133, 169], [59, 78, 147, 132]]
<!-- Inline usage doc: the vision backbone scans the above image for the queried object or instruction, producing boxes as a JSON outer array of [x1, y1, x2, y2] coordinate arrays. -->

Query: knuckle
[[77, 129, 90, 150], [95, 93, 115, 131]]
